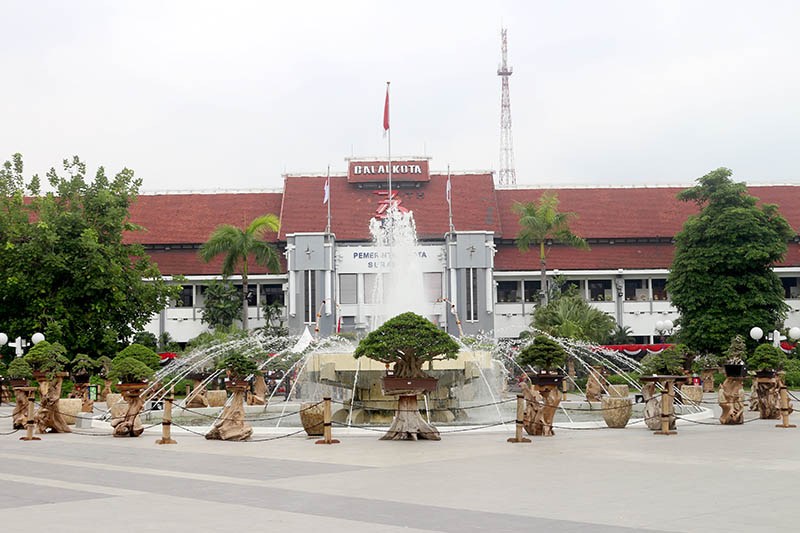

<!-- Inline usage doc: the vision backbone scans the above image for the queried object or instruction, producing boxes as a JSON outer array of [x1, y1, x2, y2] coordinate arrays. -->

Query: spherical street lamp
[[0, 332, 45, 356], [0, 332, 8, 347], [750, 326, 764, 342], [789, 327, 800, 341], [31, 332, 45, 345]]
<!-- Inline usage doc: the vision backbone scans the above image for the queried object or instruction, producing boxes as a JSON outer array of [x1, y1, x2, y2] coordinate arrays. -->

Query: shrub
[[71, 353, 96, 375], [7, 358, 33, 380], [747, 344, 786, 372], [116, 343, 161, 370], [726, 335, 747, 365], [216, 351, 258, 380], [639, 345, 686, 375], [518, 336, 567, 373], [23, 340, 69, 377], [692, 353, 721, 372], [96, 356, 113, 378], [109, 357, 155, 384]]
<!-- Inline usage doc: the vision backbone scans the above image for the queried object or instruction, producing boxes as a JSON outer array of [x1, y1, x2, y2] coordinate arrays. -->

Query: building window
[[782, 277, 800, 299], [235, 285, 257, 306], [364, 273, 379, 304], [339, 274, 357, 305], [496, 280, 519, 303], [652, 278, 668, 301], [632, 335, 649, 344], [560, 279, 583, 298], [259, 284, 284, 307], [304, 271, 317, 323], [173, 285, 193, 307], [423, 272, 442, 302], [624, 279, 648, 301], [588, 280, 612, 301], [466, 268, 478, 321], [523, 280, 541, 302]]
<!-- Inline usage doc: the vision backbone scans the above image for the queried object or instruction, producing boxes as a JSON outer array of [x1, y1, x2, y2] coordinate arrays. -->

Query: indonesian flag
[[383, 83, 390, 132], [323, 175, 330, 204], [446, 173, 452, 205]]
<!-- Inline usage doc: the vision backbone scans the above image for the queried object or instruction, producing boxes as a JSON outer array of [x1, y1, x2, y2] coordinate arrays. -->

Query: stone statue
[[718, 378, 744, 425]]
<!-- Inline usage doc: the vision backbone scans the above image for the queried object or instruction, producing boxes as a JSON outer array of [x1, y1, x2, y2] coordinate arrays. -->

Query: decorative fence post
[[20, 388, 40, 441], [775, 379, 796, 429], [156, 388, 177, 445], [507, 395, 530, 443], [315, 397, 340, 445]]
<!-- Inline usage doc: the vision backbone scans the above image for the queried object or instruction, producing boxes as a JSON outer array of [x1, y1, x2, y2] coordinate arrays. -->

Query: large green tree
[[532, 294, 616, 344], [668, 168, 795, 354], [513, 192, 589, 305], [199, 215, 281, 331], [0, 154, 178, 357]]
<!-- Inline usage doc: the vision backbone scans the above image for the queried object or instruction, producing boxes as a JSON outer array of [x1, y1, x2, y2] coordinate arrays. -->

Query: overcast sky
[[3, 1, 799, 192]]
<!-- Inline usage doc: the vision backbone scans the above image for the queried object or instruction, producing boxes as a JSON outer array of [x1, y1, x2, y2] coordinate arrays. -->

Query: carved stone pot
[[602, 384, 632, 428]]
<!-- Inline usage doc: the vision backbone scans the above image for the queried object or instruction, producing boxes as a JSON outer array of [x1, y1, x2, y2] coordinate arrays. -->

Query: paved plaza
[[1, 397, 798, 532]]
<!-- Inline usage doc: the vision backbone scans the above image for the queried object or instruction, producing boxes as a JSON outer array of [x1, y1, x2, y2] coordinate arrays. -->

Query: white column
[[485, 268, 494, 314]]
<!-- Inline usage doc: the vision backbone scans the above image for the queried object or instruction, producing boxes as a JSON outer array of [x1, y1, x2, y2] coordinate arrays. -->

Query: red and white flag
[[323, 175, 330, 204], [446, 173, 452, 205], [383, 83, 390, 132]]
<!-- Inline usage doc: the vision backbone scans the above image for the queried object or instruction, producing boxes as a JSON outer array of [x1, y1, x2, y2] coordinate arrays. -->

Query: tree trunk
[[12, 388, 29, 429], [718, 377, 744, 425], [111, 384, 146, 437], [185, 379, 210, 408], [205, 386, 253, 441], [241, 271, 249, 331], [35, 376, 71, 434], [540, 242, 548, 306], [756, 377, 780, 419], [381, 394, 440, 441]]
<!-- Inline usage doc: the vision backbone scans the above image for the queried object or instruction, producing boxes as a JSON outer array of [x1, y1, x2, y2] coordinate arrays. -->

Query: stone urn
[[300, 401, 325, 437], [680, 384, 703, 405], [601, 384, 632, 428]]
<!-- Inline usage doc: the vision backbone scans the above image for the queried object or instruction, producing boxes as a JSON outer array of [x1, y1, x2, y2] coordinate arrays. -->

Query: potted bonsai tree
[[23, 340, 71, 433], [747, 343, 786, 420], [108, 343, 160, 437], [7, 358, 34, 430], [71, 353, 96, 384], [354, 312, 460, 441], [638, 344, 688, 432], [23, 340, 69, 381], [724, 335, 747, 377], [96, 355, 113, 401], [518, 335, 567, 385], [205, 351, 259, 441], [517, 335, 568, 436], [639, 344, 687, 376]]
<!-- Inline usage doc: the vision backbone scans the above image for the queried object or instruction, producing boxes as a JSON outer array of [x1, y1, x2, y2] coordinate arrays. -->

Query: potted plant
[[109, 357, 156, 385], [747, 344, 786, 378], [639, 345, 687, 376], [7, 358, 33, 388], [23, 340, 69, 380], [96, 355, 113, 402], [724, 335, 747, 377], [205, 351, 259, 441], [217, 351, 258, 389], [518, 335, 567, 385], [108, 343, 160, 438], [70, 353, 96, 384]]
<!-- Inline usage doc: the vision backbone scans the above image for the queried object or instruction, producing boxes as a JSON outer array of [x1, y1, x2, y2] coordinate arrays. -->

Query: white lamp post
[[0, 332, 45, 357], [751, 326, 788, 348], [655, 319, 674, 342]]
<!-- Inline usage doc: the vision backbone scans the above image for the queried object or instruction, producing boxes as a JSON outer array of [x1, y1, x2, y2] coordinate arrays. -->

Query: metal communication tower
[[497, 28, 516, 187]]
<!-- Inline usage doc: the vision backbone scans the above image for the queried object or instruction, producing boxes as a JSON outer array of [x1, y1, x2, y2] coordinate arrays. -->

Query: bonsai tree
[[354, 312, 460, 379], [23, 340, 69, 378], [7, 358, 33, 381], [353, 312, 460, 440], [726, 335, 747, 365], [640, 345, 687, 375], [217, 351, 259, 382], [518, 335, 567, 373], [71, 353, 96, 382], [692, 353, 721, 372], [109, 343, 160, 384], [747, 344, 786, 373], [96, 356, 113, 378]]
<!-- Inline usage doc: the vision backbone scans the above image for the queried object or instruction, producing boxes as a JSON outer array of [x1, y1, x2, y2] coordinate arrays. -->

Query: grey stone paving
[[0, 397, 798, 532]]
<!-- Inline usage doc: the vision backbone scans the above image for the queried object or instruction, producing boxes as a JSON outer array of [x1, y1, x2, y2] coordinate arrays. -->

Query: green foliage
[[725, 334, 748, 364], [606, 325, 634, 345], [158, 331, 181, 353], [116, 343, 161, 370], [607, 372, 641, 385], [7, 357, 33, 379], [532, 295, 616, 343], [691, 353, 721, 372], [513, 193, 589, 304], [200, 279, 243, 330], [783, 359, 800, 387], [0, 154, 179, 356], [0, 360, 6, 376], [668, 168, 794, 354], [131, 331, 158, 352], [109, 357, 154, 383], [354, 312, 460, 378], [96, 355, 113, 377], [260, 301, 288, 337], [747, 344, 786, 372], [71, 353, 96, 375], [23, 340, 69, 376], [639, 345, 687, 375], [217, 351, 259, 380], [518, 335, 567, 372], [199, 214, 281, 330]]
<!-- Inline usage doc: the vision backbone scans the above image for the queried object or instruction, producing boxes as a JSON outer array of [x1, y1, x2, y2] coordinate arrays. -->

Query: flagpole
[[447, 164, 454, 234], [325, 165, 331, 234]]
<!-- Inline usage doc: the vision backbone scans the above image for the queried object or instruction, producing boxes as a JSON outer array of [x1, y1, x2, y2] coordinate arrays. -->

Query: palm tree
[[513, 193, 589, 305], [532, 295, 615, 344], [199, 214, 281, 330]]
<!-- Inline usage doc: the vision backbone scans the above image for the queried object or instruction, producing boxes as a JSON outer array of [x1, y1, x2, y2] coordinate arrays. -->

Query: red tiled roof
[[143, 248, 287, 277], [126, 193, 283, 245], [278, 172, 501, 241], [494, 243, 676, 271]]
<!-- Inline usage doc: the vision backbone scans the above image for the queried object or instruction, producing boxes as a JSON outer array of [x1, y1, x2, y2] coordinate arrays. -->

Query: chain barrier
[[0, 428, 21, 436], [168, 420, 307, 442]]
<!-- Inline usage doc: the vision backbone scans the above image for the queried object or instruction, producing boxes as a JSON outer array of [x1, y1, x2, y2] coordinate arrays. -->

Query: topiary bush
[[7, 358, 33, 380], [71, 353, 96, 380], [726, 334, 748, 365], [109, 357, 155, 384], [747, 344, 786, 372], [217, 351, 258, 381], [116, 343, 161, 371], [639, 345, 686, 375], [23, 340, 70, 377], [518, 336, 567, 373], [96, 356, 113, 378]]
